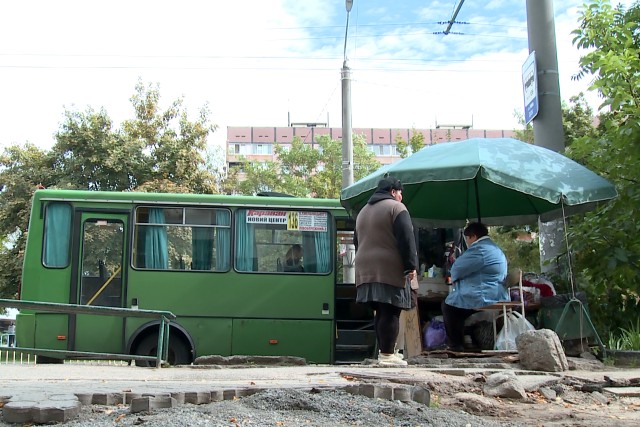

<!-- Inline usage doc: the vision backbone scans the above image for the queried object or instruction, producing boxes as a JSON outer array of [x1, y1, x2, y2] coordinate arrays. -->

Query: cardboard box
[[418, 277, 450, 297]]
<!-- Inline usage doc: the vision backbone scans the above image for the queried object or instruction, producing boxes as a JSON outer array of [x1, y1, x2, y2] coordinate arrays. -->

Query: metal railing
[[0, 299, 176, 368]]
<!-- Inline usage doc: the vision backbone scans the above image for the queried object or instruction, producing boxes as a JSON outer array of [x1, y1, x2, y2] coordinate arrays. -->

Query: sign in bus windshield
[[247, 210, 328, 232]]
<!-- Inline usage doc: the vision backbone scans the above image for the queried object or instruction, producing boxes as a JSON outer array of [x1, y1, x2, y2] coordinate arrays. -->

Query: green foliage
[[490, 226, 540, 274], [225, 133, 380, 198], [395, 128, 426, 159], [608, 318, 640, 351], [0, 81, 221, 299], [512, 110, 534, 144], [564, 0, 640, 336]]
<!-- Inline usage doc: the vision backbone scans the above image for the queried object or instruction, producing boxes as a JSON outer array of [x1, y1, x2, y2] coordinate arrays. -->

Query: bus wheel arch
[[129, 322, 194, 367]]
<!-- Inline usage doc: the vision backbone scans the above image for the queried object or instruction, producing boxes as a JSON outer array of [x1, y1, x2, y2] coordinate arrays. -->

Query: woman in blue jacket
[[441, 222, 508, 351]]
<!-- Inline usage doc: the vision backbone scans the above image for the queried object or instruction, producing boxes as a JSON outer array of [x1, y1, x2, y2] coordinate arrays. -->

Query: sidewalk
[[2, 362, 640, 424]]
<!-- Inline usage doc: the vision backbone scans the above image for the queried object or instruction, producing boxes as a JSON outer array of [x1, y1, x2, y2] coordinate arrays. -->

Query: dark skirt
[[356, 282, 412, 310]]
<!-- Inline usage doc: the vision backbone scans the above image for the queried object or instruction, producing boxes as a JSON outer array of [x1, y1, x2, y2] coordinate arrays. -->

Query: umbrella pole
[[474, 177, 481, 223]]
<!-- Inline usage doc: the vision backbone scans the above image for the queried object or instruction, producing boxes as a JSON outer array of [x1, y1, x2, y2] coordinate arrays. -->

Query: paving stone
[[359, 384, 375, 398], [48, 394, 79, 402], [2, 401, 36, 424], [75, 393, 94, 405], [411, 385, 431, 405], [373, 385, 393, 400], [236, 387, 263, 397], [124, 392, 143, 404], [184, 391, 211, 404], [223, 389, 237, 400], [92, 392, 123, 405], [170, 392, 185, 404], [343, 384, 360, 395], [130, 396, 177, 413], [603, 387, 640, 397], [392, 386, 412, 402], [32, 400, 81, 424]]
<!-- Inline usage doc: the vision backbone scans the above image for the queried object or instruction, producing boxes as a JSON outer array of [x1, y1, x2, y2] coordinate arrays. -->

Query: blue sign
[[522, 51, 539, 125]]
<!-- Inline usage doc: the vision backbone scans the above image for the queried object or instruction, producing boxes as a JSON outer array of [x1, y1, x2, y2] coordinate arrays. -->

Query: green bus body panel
[[175, 318, 233, 357], [231, 319, 333, 364], [19, 189, 350, 362], [75, 315, 123, 354], [15, 313, 35, 347], [35, 314, 69, 351], [126, 271, 333, 319]]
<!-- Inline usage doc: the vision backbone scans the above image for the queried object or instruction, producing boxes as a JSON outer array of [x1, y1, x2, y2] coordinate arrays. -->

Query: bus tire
[[133, 334, 192, 367]]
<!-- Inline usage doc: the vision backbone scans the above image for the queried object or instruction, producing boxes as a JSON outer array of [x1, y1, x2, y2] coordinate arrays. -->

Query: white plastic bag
[[495, 311, 535, 350]]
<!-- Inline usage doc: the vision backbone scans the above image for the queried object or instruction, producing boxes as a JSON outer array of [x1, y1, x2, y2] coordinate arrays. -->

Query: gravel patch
[[1, 389, 521, 427]]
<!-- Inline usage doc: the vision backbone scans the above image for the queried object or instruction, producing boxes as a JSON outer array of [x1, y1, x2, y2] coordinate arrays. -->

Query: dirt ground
[[429, 373, 640, 426]]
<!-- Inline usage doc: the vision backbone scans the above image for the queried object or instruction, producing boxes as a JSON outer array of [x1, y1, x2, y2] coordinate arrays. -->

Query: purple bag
[[424, 319, 446, 349]]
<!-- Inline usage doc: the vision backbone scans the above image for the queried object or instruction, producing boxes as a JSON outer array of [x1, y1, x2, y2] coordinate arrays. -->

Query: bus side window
[[43, 202, 72, 268]]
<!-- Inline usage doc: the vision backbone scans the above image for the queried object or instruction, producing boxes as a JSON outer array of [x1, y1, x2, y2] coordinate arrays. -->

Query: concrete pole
[[526, 0, 566, 274], [341, 62, 354, 189], [341, 2, 355, 284], [526, 0, 565, 152]]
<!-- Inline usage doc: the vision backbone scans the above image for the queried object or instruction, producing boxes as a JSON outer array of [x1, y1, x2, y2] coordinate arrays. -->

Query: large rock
[[516, 329, 569, 372], [483, 371, 527, 399]]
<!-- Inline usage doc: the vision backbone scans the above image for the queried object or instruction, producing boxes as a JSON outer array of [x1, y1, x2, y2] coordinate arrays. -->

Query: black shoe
[[446, 345, 465, 353]]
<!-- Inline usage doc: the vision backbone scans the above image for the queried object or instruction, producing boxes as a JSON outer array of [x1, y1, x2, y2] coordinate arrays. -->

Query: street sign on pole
[[522, 51, 539, 125]]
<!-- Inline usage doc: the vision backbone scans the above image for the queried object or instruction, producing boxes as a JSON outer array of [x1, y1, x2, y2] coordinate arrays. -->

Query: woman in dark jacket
[[354, 176, 418, 366]]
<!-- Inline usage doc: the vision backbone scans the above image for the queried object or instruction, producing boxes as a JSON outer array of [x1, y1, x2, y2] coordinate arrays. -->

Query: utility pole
[[342, 0, 356, 284], [341, 0, 354, 190], [526, 0, 566, 274]]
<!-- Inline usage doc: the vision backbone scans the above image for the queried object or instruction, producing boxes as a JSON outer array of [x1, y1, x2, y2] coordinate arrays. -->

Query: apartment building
[[226, 125, 517, 169]]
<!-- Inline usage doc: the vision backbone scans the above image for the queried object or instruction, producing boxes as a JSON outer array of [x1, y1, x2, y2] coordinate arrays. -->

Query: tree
[[563, 0, 640, 336], [0, 81, 222, 300], [395, 128, 426, 159], [225, 134, 380, 198], [0, 144, 55, 299]]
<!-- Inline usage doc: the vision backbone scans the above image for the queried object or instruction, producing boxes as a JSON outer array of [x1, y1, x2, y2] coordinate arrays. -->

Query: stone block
[[2, 401, 35, 424], [92, 393, 123, 405], [343, 384, 360, 395], [184, 391, 211, 404], [411, 385, 431, 405], [170, 392, 185, 404], [373, 385, 393, 400], [359, 384, 375, 398], [32, 400, 81, 423], [392, 386, 412, 402], [75, 393, 94, 405], [210, 390, 224, 402], [222, 389, 237, 400], [123, 392, 143, 404], [130, 396, 177, 413]]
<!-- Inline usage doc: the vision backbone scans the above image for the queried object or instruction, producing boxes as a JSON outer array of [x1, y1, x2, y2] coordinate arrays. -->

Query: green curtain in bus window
[[215, 210, 230, 271], [314, 229, 331, 273], [43, 203, 72, 267], [235, 210, 255, 271], [145, 208, 169, 269], [192, 227, 213, 270]]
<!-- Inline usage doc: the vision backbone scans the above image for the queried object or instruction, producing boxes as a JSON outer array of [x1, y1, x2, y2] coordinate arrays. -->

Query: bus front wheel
[[133, 334, 192, 367]]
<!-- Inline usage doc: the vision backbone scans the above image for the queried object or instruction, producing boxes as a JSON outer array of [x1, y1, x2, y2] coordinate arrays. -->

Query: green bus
[[16, 189, 372, 365]]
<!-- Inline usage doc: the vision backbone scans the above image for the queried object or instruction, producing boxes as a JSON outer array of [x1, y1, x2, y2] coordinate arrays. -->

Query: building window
[[253, 144, 273, 155]]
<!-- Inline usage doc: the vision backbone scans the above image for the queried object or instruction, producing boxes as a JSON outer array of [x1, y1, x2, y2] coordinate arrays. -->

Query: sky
[[0, 0, 634, 151]]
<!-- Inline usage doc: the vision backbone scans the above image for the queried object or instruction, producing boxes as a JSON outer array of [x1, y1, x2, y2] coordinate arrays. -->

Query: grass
[[607, 318, 640, 351]]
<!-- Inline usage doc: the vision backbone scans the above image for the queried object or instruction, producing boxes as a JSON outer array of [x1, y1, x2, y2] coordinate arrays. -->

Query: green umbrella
[[340, 138, 617, 226]]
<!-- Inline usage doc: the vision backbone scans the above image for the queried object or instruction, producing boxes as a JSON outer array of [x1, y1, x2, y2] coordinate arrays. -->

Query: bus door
[[70, 211, 129, 355]]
